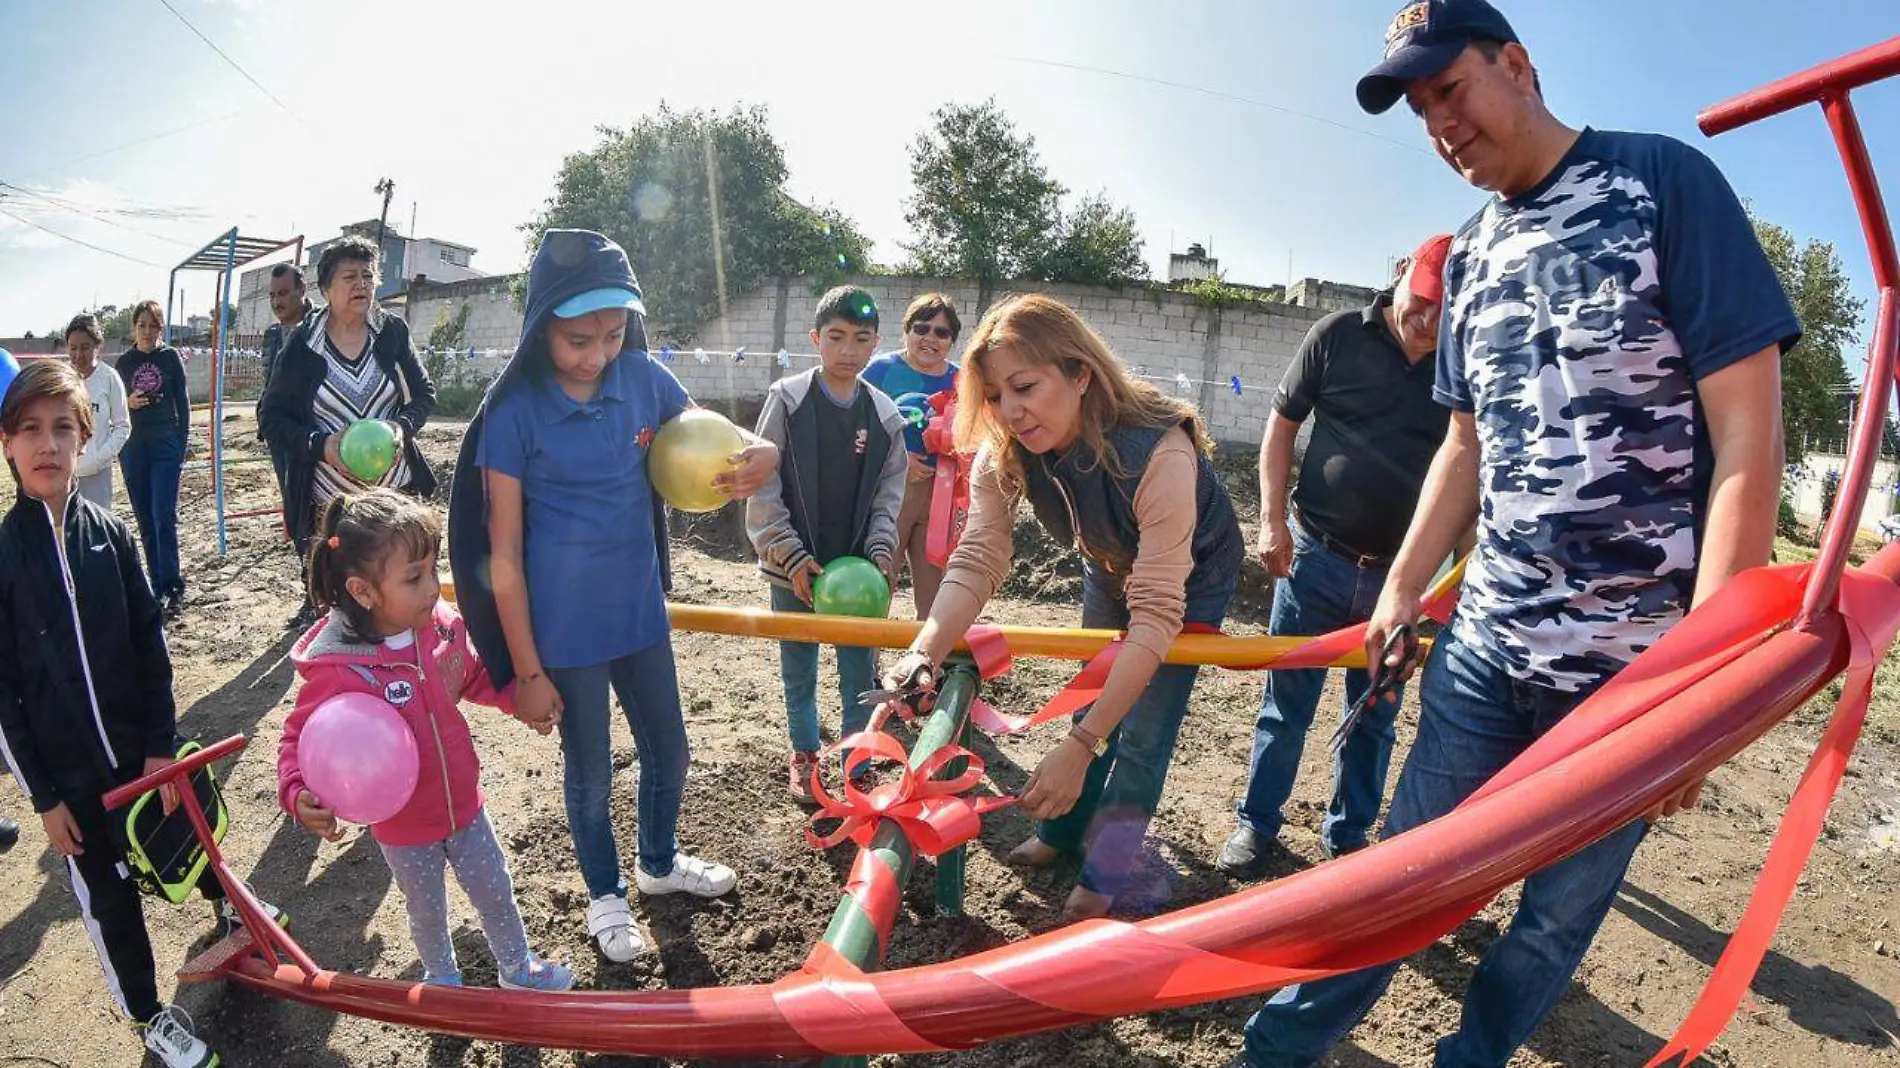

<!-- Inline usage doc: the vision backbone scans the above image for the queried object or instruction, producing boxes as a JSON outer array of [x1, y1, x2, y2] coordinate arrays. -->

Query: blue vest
[[1018, 421, 1242, 624]]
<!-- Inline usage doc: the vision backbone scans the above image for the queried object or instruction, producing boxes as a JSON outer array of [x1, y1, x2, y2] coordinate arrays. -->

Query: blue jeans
[[1241, 631, 1648, 1068], [1038, 566, 1212, 897], [547, 638, 689, 898], [771, 583, 876, 753], [1239, 522, 1400, 853], [120, 435, 184, 596]]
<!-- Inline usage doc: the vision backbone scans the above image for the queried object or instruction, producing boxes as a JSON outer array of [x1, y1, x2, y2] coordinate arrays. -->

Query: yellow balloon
[[649, 408, 746, 513]]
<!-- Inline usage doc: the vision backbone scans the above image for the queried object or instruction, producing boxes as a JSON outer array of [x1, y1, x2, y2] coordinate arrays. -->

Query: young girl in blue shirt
[[448, 230, 778, 962]]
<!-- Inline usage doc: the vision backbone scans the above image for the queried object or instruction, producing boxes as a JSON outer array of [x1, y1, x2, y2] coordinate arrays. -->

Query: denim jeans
[[771, 583, 876, 753], [1241, 630, 1648, 1068], [1037, 565, 1215, 897], [120, 435, 184, 596], [1238, 521, 1401, 854], [547, 638, 689, 898]]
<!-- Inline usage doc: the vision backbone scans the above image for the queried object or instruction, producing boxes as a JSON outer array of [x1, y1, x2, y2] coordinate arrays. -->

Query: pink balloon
[[297, 691, 420, 825]]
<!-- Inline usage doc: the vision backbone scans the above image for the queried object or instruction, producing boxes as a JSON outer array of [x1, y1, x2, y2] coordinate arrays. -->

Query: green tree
[[1031, 191, 1149, 287], [1755, 215, 1864, 459], [525, 104, 871, 342], [90, 303, 136, 341], [905, 100, 1147, 307], [904, 100, 1063, 306]]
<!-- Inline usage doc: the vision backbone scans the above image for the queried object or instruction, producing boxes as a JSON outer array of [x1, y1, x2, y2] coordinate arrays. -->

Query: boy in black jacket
[[0, 360, 278, 1068]]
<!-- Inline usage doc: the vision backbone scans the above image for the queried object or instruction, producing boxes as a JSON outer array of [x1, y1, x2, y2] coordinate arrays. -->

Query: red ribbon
[[804, 730, 1014, 857], [802, 728, 1015, 968], [961, 571, 1464, 737], [1641, 567, 1900, 1066], [923, 389, 970, 570]]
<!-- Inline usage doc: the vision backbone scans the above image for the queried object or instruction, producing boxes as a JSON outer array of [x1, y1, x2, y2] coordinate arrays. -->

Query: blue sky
[[0, 0, 1894, 362]]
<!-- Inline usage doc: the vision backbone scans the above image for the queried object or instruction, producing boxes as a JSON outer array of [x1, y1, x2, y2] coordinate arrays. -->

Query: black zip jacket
[[0, 490, 177, 812]]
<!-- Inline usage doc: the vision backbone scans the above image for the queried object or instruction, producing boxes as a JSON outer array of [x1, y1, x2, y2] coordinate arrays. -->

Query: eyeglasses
[[909, 322, 955, 341]]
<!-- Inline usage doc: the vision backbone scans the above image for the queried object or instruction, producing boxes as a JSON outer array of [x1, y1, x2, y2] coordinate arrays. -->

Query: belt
[[1292, 508, 1394, 570]]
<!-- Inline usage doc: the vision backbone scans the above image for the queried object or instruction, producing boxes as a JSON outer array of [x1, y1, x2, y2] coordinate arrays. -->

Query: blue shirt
[[862, 352, 958, 461], [475, 350, 690, 668], [1436, 128, 1800, 691]]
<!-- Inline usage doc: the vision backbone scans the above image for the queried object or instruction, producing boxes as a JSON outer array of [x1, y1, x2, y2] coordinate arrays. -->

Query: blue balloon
[[0, 348, 17, 402]]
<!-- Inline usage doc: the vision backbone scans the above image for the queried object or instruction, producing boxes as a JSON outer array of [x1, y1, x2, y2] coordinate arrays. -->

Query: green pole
[[933, 714, 973, 917], [817, 662, 979, 1068]]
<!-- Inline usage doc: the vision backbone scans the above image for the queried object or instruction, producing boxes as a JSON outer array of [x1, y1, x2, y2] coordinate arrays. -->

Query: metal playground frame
[[166, 229, 303, 554]]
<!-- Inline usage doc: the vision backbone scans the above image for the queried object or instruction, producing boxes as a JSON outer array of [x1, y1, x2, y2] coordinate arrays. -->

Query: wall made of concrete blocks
[[291, 272, 1348, 448]]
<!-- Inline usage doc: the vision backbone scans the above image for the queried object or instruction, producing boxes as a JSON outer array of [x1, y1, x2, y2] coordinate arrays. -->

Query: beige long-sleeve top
[[941, 425, 1200, 659]]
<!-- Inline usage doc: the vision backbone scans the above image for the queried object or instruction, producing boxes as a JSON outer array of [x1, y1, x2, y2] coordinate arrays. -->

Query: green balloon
[[812, 556, 890, 618], [339, 419, 397, 482]]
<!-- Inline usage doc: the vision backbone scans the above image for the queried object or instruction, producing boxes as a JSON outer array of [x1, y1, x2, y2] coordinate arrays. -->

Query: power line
[[996, 54, 1434, 158], [0, 182, 197, 247], [0, 206, 165, 267], [155, 0, 301, 121], [17, 110, 252, 182]]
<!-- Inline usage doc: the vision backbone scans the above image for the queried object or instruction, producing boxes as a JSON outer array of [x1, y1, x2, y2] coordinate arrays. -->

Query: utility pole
[[373, 177, 396, 282]]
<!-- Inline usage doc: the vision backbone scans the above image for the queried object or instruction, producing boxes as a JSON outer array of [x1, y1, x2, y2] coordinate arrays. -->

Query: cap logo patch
[[1386, 2, 1430, 55]]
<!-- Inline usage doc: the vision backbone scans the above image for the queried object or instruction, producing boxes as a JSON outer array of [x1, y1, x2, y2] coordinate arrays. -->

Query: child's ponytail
[[304, 490, 442, 641]]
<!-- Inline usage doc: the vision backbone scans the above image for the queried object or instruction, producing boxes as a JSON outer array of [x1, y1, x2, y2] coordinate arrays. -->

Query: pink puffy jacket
[[278, 601, 514, 847]]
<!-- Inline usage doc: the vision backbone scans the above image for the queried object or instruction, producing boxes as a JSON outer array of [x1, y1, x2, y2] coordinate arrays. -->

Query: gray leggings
[[378, 809, 529, 981]]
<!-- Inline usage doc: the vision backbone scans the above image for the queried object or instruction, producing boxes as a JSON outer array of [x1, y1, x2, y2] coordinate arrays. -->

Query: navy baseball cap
[[1357, 0, 1519, 115]]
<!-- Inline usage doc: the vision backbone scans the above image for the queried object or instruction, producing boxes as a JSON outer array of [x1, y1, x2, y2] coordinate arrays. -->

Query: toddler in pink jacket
[[277, 489, 572, 991]]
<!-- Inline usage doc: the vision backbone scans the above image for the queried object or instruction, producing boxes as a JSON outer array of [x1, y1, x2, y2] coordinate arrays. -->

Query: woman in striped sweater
[[259, 236, 437, 587]]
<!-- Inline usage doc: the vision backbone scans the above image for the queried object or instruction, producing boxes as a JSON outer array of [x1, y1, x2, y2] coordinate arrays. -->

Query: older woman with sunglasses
[[860, 293, 961, 617]]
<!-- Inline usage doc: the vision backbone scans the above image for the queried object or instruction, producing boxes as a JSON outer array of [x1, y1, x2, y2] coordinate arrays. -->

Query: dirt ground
[[1, 409, 1896, 1068]]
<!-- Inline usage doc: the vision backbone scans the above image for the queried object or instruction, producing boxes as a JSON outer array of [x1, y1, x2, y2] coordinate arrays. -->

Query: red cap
[[1405, 233, 1454, 303]]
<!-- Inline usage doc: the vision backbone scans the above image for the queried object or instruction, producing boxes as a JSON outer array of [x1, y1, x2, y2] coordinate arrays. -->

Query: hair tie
[[326, 535, 341, 549]]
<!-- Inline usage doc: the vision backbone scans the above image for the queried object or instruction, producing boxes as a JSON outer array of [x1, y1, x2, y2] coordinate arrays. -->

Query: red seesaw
[[101, 33, 1900, 1065]]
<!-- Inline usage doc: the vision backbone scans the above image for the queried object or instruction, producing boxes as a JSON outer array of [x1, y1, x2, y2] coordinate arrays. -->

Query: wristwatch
[[1068, 724, 1108, 758]]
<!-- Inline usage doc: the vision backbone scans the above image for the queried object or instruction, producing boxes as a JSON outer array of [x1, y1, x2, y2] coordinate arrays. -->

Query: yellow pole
[[438, 555, 1466, 671]]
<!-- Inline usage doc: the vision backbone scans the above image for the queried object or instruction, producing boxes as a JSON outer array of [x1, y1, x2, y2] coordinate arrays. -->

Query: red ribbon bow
[[805, 730, 1014, 857]]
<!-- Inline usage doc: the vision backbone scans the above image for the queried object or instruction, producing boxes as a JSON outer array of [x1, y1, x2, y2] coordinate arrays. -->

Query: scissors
[[1328, 624, 1418, 756], [857, 659, 939, 716]]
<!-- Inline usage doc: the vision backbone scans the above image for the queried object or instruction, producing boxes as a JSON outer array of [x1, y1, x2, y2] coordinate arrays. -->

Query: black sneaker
[[1216, 826, 1289, 880], [162, 590, 185, 620], [1319, 837, 1369, 860], [0, 816, 17, 854]]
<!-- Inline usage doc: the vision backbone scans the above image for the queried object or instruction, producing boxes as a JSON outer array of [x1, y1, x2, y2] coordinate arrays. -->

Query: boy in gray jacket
[[746, 286, 908, 802]]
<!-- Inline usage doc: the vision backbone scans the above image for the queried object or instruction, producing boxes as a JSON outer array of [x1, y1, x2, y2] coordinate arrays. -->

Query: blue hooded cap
[[505, 229, 650, 392], [446, 229, 670, 685]]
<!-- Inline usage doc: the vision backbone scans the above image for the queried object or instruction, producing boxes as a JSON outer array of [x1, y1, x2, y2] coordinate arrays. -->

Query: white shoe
[[585, 894, 648, 962], [634, 853, 736, 899], [139, 1004, 218, 1068], [216, 895, 288, 938]]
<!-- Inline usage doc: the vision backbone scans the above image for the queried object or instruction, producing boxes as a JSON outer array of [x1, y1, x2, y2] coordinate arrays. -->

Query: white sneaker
[[634, 853, 736, 898], [585, 894, 648, 963], [139, 1004, 218, 1068]]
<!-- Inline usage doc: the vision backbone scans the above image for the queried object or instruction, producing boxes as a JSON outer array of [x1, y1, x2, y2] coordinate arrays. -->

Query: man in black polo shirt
[[1219, 233, 1452, 873]]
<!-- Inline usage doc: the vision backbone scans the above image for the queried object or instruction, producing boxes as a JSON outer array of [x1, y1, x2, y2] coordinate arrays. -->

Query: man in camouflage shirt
[[1237, 2, 1799, 1065]]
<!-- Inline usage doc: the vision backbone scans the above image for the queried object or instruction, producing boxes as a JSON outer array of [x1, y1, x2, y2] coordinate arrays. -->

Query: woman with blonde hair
[[875, 293, 1243, 920]]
